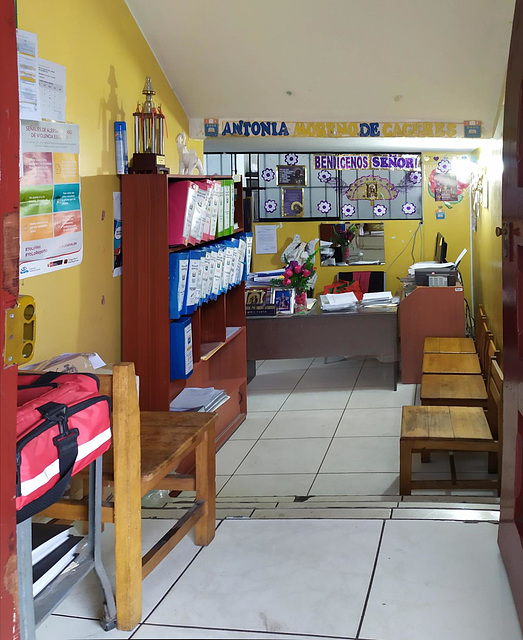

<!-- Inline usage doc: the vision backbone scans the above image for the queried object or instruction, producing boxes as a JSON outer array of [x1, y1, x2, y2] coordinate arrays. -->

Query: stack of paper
[[31, 523, 83, 597], [320, 291, 358, 311], [247, 269, 284, 285], [169, 387, 230, 412], [361, 291, 393, 305]]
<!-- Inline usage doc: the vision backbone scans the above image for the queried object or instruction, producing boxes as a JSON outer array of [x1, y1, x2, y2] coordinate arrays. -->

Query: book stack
[[168, 178, 237, 246], [361, 291, 394, 306], [169, 387, 230, 412], [169, 233, 253, 320], [32, 523, 83, 597]]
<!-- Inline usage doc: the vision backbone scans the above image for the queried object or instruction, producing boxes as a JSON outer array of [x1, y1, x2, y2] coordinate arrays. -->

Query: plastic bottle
[[114, 121, 128, 174]]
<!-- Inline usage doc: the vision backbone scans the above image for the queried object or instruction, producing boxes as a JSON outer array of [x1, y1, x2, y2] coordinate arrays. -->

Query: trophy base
[[129, 153, 169, 174]]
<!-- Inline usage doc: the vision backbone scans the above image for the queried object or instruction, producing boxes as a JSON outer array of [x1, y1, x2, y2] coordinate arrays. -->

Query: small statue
[[176, 131, 203, 175]]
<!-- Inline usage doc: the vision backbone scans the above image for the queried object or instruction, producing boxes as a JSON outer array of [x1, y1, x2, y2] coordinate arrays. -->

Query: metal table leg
[[17, 517, 36, 640], [89, 457, 117, 630], [17, 456, 117, 635]]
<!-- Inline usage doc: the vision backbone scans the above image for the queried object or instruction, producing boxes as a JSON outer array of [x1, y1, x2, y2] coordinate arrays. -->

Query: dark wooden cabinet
[[121, 173, 247, 449]]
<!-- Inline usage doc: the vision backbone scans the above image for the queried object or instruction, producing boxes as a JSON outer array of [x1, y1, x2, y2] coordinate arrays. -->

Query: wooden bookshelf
[[121, 173, 247, 447]]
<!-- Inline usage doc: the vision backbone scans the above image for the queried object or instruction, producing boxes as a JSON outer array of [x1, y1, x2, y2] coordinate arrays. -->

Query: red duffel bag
[[16, 371, 112, 523]]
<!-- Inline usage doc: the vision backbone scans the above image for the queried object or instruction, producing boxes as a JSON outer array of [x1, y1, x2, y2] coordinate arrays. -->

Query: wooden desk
[[247, 304, 398, 388]]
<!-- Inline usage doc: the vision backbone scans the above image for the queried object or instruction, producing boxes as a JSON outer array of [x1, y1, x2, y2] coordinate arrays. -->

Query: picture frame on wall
[[365, 181, 379, 200], [434, 172, 458, 201], [271, 287, 295, 314], [282, 188, 305, 217], [277, 165, 307, 186]]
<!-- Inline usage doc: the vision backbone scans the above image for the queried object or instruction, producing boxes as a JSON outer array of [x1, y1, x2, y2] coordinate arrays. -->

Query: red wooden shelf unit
[[121, 173, 247, 449]]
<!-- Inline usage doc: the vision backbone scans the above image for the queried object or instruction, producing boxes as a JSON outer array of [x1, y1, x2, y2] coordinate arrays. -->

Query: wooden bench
[[401, 356, 503, 495], [41, 363, 216, 631], [420, 335, 499, 405], [420, 373, 488, 407], [423, 337, 476, 353], [421, 352, 482, 375], [422, 305, 490, 363], [399, 405, 499, 494]]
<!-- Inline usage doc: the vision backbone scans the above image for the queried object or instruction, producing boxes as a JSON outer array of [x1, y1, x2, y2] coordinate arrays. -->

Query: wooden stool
[[420, 373, 487, 407], [41, 363, 217, 631], [424, 337, 476, 353], [400, 405, 499, 495], [422, 352, 482, 375]]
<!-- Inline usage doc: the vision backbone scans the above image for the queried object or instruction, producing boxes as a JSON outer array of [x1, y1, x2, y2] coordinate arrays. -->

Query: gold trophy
[[129, 77, 169, 173]]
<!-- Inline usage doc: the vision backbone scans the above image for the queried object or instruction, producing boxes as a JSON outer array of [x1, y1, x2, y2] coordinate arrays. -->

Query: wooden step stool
[[399, 405, 499, 495]]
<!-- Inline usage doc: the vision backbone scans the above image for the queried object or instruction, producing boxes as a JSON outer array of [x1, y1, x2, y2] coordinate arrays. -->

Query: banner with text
[[191, 119, 482, 140]]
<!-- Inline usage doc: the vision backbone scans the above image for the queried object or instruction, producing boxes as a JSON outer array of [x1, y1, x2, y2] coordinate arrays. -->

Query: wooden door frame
[[0, 2, 20, 638], [498, 0, 523, 630]]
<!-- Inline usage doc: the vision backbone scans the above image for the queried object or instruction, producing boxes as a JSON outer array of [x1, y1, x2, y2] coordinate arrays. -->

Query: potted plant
[[271, 249, 318, 313]]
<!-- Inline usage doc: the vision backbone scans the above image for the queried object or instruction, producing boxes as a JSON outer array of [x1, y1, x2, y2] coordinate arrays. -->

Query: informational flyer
[[113, 191, 122, 277], [38, 58, 66, 122], [16, 30, 40, 121], [19, 120, 82, 278], [254, 224, 278, 254]]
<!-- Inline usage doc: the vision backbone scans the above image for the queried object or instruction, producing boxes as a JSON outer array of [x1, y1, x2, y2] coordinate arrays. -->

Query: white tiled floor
[[37, 518, 522, 640], [217, 357, 496, 499], [35, 357, 521, 639]]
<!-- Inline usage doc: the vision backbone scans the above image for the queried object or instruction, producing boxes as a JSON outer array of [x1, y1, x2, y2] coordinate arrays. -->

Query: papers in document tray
[[320, 291, 358, 311], [408, 261, 453, 275], [169, 387, 230, 412]]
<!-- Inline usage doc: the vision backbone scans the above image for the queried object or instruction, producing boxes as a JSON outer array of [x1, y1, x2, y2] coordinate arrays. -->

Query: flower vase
[[342, 246, 350, 263], [294, 291, 307, 314]]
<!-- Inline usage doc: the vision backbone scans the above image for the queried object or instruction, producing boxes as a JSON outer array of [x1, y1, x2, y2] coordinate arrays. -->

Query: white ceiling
[[126, 0, 515, 145]]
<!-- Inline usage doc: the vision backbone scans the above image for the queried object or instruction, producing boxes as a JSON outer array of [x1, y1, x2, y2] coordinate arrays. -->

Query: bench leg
[[113, 363, 142, 630], [194, 427, 216, 546], [400, 440, 413, 495]]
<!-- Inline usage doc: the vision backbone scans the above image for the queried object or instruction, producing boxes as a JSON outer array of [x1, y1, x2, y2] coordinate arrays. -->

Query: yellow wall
[[18, 0, 202, 364], [472, 122, 504, 352], [252, 153, 473, 302]]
